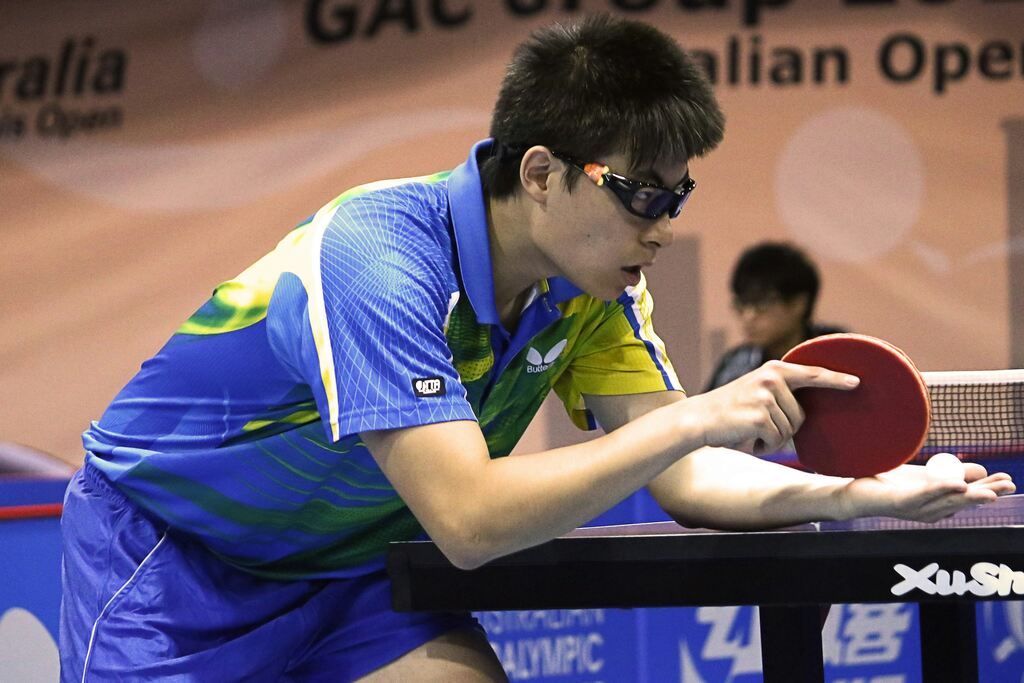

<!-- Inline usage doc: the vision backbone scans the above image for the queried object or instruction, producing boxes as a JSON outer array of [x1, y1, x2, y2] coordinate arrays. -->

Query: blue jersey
[[83, 139, 683, 579]]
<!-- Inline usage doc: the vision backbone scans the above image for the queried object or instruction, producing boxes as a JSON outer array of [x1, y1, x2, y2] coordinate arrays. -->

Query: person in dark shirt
[[706, 242, 845, 391]]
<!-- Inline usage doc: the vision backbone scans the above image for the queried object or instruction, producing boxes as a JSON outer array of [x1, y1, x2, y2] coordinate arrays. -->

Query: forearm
[[372, 359, 868, 568], [469, 420, 693, 560], [652, 447, 856, 530], [367, 402, 707, 569]]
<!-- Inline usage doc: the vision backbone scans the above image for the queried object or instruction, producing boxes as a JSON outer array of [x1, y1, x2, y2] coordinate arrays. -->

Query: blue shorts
[[59, 465, 479, 682]]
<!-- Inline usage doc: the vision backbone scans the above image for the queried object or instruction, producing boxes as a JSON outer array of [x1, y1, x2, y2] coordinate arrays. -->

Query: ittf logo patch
[[412, 376, 446, 397]]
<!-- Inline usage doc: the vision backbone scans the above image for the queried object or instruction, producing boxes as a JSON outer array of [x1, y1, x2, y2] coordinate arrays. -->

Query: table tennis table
[[389, 493, 1024, 682]]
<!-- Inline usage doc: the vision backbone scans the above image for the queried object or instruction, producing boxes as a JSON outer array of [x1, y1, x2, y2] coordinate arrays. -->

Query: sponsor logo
[[525, 339, 567, 374], [1, 18, 488, 215], [412, 376, 445, 398], [0, 36, 128, 141], [891, 562, 1024, 597]]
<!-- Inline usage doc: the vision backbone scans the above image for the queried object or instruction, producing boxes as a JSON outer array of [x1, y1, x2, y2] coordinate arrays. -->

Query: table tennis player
[[706, 241, 846, 391], [59, 14, 1015, 683]]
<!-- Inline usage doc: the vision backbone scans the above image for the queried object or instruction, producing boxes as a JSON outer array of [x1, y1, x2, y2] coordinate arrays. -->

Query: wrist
[[831, 477, 860, 521], [672, 398, 709, 451]]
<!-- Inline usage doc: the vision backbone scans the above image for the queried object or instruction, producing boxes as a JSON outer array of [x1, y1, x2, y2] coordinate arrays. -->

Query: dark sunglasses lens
[[669, 190, 693, 218], [633, 189, 679, 219]]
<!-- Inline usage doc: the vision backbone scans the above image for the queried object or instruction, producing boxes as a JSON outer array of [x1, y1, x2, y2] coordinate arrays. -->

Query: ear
[[519, 146, 557, 206]]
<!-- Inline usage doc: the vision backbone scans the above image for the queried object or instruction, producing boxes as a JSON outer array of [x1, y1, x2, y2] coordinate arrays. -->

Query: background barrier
[[2, 2, 1022, 680]]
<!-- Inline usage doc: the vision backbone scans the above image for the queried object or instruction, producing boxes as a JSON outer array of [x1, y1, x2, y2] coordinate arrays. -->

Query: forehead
[[602, 150, 689, 184]]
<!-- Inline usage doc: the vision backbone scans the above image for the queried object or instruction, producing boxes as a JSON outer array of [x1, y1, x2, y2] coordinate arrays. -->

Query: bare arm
[[361, 404, 701, 570], [586, 388, 1015, 531], [363, 361, 858, 568]]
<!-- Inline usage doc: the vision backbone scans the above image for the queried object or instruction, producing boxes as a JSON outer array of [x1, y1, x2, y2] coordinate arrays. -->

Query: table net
[[786, 368, 1024, 530], [920, 369, 1024, 457]]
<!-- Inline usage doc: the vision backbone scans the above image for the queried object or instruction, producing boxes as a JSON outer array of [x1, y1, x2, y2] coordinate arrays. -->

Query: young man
[[706, 241, 846, 391], [60, 15, 1013, 682]]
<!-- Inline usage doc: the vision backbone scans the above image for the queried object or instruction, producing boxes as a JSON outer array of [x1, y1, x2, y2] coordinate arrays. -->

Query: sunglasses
[[554, 154, 696, 220], [731, 294, 787, 315]]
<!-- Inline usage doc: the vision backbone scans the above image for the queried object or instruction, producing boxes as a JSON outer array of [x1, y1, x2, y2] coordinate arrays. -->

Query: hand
[[686, 360, 859, 455], [839, 462, 1016, 523]]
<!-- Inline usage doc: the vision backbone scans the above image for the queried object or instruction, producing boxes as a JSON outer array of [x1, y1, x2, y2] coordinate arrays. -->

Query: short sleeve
[[553, 278, 683, 430], [267, 189, 475, 442]]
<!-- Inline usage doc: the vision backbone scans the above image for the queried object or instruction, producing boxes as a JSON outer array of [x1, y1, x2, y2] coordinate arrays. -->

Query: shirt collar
[[448, 139, 500, 326], [448, 139, 588, 325], [547, 277, 584, 304]]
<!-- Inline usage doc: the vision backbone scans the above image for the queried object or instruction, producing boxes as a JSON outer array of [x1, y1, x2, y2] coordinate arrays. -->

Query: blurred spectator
[[705, 242, 845, 391]]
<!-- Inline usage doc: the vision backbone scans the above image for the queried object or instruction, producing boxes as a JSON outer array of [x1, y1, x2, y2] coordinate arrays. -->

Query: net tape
[[921, 369, 1024, 456]]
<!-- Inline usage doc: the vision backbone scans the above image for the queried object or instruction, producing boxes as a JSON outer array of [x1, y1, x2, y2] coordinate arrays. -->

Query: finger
[[965, 472, 1014, 488], [919, 487, 993, 519], [905, 482, 1008, 522], [772, 361, 860, 392], [737, 437, 759, 455], [962, 488, 1000, 505], [963, 462, 988, 481], [771, 380, 805, 434], [747, 385, 789, 453], [748, 370, 802, 447], [763, 398, 794, 452], [959, 462, 1016, 483], [754, 366, 805, 425], [969, 477, 1016, 496], [933, 485, 999, 508], [969, 471, 1012, 484], [750, 416, 785, 455]]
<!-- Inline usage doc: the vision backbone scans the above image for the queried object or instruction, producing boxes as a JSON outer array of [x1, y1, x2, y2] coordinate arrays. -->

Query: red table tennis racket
[[781, 333, 931, 478]]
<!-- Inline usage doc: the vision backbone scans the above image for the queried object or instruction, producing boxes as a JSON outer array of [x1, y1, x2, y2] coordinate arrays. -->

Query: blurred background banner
[[1, 0, 1022, 462], [1, 3, 1022, 682]]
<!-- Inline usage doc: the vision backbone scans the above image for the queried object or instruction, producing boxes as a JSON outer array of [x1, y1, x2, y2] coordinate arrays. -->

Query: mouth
[[621, 265, 643, 286]]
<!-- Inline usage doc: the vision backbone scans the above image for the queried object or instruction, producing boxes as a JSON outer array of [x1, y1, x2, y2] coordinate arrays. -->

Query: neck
[[486, 193, 555, 328]]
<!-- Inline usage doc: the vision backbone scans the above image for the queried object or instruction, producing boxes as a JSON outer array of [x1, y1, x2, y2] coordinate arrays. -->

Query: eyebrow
[[622, 162, 688, 188], [637, 168, 666, 186], [632, 166, 690, 189]]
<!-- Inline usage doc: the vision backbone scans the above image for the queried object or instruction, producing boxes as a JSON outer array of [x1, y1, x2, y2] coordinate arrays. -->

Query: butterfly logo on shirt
[[525, 339, 568, 374]]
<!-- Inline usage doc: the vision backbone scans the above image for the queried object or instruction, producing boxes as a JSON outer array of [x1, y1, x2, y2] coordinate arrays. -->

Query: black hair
[[480, 14, 725, 198], [731, 242, 820, 322]]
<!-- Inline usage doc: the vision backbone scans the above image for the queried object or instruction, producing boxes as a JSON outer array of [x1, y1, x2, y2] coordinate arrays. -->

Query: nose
[[641, 214, 674, 249], [737, 309, 760, 338], [737, 306, 759, 324]]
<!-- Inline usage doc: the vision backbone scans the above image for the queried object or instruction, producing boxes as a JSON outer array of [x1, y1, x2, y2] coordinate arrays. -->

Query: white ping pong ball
[[926, 452, 965, 482]]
